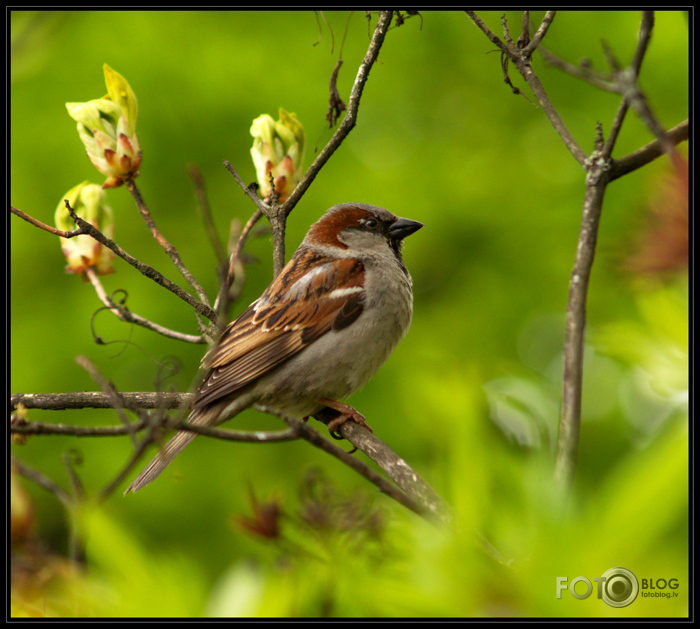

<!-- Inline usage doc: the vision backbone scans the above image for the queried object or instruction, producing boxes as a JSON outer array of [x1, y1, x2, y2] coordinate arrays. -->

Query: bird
[[125, 203, 423, 493]]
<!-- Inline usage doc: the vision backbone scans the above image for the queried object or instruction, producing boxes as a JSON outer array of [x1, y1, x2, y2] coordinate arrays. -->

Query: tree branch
[[59, 200, 216, 322], [213, 207, 264, 321], [187, 164, 227, 266], [10, 389, 451, 524], [555, 158, 608, 487], [11, 205, 83, 238], [610, 119, 688, 180], [280, 10, 394, 219], [326, 418, 451, 523], [85, 268, 207, 344], [466, 11, 587, 166], [126, 180, 212, 310], [223, 10, 395, 279], [466, 11, 687, 491], [264, 408, 439, 522]]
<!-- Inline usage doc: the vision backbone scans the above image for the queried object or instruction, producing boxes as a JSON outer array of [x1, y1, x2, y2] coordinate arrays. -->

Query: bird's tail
[[124, 406, 216, 494]]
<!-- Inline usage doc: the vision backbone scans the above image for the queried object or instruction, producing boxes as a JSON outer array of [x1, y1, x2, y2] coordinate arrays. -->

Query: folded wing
[[193, 255, 365, 408]]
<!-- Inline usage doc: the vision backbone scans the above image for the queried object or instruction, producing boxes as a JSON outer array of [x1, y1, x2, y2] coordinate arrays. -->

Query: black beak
[[388, 217, 424, 240]]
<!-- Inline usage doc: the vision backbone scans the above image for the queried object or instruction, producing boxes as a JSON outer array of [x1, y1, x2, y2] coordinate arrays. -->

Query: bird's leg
[[313, 398, 373, 439]]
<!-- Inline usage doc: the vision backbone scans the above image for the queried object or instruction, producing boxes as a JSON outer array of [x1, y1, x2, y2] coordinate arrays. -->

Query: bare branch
[[85, 268, 207, 344], [126, 180, 212, 309], [329, 419, 452, 523], [62, 199, 217, 322], [11, 418, 150, 437], [260, 406, 443, 523], [76, 355, 139, 446], [11, 205, 83, 238], [541, 12, 660, 162], [466, 11, 587, 166], [517, 11, 530, 49], [11, 391, 190, 412], [188, 164, 227, 266], [10, 391, 302, 445], [12, 201, 217, 324], [610, 119, 688, 180], [221, 10, 395, 280], [280, 10, 395, 218], [539, 47, 617, 91], [555, 176, 608, 488], [523, 10, 556, 57], [465, 10, 509, 55], [630, 10, 655, 76], [10, 388, 450, 524], [223, 160, 271, 215], [517, 65, 587, 166], [12, 458, 73, 506], [214, 208, 264, 320], [548, 11, 687, 489]]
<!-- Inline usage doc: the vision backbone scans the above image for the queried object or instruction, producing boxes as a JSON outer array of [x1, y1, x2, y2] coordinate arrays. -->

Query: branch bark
[[466, 11, 688, 491], [62, 198, 217, 322], [224, 10, 394, 278], [11, 390, 451, 524]]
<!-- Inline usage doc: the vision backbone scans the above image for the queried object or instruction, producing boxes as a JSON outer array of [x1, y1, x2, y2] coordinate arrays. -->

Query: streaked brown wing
[[193, 254, 364, 409]]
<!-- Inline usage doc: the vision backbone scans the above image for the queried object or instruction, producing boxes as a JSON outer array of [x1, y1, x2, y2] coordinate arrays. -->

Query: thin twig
[[501, 13, 513, 46], [11, 418, 151, 436], [12, 458, 73, 506], [223, 161, 271, 216], [11, 205, 83, 238], [539, 47, 617, 92], [222, 10, 395, 279], [85, 268, 206, 344], [60, 199, 216, 321], [75, 355, 138, 447], [465, 11, 509, 55], [214, 208, 264, 318], [466, 11, 587, 166], [99, 408, 169, 502], [523, 10, 556, 57], [601, 14, 654, 167], [62, 449, 86, 501], [610, 119, 688, 180], [126, 180, 212, 309], [188, 164, 227, 265], [280, 10, 394, 219], [517, 64, 587, 166], [517, 11, 530, 49]]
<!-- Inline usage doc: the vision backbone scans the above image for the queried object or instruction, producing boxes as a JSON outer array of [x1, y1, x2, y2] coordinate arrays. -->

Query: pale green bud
[[66, 64, 141, 188], [250, 108, 305, 203], [55, 181, 115, 276]]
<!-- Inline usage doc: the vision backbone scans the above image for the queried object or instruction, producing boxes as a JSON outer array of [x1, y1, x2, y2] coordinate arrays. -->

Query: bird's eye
[[362, 217, 379, 229]]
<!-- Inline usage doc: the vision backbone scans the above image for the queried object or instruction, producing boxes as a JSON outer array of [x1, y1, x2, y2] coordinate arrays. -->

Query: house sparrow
[[125, 203, 423, 493]]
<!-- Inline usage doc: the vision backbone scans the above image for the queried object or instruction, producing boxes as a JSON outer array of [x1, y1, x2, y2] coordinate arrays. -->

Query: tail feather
[[125, 406, 216, 494]]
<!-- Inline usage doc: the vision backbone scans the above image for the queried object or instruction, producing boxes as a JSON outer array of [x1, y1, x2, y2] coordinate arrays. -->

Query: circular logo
[[601, 567, 639, 608]]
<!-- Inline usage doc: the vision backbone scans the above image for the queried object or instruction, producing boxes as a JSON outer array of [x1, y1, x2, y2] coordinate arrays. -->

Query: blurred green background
[[10, 10, 688, 618]]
